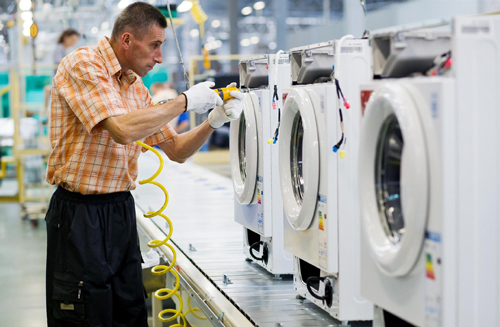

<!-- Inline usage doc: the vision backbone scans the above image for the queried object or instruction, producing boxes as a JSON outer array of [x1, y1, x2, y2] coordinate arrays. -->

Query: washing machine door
[[359, 83, 429, 277], [279, 88, 320, 230], [230, 92, 259, 204]]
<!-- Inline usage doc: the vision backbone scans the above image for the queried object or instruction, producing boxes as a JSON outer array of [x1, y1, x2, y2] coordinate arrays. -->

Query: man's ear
[[122, 32, 132, 50]]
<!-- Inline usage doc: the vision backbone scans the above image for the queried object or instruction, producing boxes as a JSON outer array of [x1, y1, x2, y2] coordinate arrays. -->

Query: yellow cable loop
[[135, 140, 186, 326], [185, 296, 208, 320]]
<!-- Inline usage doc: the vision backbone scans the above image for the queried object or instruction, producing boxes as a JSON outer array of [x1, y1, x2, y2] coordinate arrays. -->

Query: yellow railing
[[0, 156, 14, 179], [0, 85, 11, 97], [0, 68, 54, 206]]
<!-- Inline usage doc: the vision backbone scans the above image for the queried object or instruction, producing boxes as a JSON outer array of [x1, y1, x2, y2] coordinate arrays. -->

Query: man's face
[[125, 24, 165, 77]]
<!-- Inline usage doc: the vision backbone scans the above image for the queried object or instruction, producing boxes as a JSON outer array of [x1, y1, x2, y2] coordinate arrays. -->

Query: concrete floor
[[198, 162, 231, 178], [0, 202, 47, 327]]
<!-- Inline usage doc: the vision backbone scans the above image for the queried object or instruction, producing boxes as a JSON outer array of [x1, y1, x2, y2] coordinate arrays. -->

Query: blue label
[[318, 194, 327, 203], [387, 194, 399, 201], [257, 175, 263, 183], [431, 93, 438, 118], [426, 230, 442, 243]]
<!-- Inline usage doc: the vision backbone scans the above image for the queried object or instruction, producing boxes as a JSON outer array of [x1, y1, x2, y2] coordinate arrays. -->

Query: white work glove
[[182, 81, 223, 114], [208, 83, 245, 129]]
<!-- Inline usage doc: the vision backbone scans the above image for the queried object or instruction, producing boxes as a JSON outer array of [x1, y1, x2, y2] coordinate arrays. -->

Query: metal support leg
[[343, 0, 366, 37], [228, 0, 239, 70], [152, 294, 162, 327], [274, 0, 288, 50], [373, 305, 386, 327]]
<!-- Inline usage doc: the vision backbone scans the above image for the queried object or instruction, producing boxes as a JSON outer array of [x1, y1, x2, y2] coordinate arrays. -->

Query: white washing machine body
[[280, 82, 337, 270], [454, 16, 500, 327], [231, 54, 293, 274], [359, 16, 500, 327], [446, 16, 500, 327], [279, 38, 372, 321], [232, 90, 265, 228], [359, 77, 456, 327]]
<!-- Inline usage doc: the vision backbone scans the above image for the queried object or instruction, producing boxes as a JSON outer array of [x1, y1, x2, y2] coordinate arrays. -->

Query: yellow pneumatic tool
[[213, 87, 239, 101]]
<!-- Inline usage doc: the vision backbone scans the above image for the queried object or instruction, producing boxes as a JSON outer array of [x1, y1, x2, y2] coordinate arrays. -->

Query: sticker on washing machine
[[460, 20, 492, 35], [424, 230, 443, 327], [320, 94, 325, 113], [318, 194, 328, 269], [257, 175, 264, 235], [340, 46, 363, 54], [282, 92, 289, 103], [273, 57, 290, 65], [360, 90, 373, 116], [431, 93, 438, 118]]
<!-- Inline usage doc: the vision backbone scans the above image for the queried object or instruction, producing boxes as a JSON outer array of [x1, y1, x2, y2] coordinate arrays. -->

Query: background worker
[[150, 81, 177, 101], [44, 3, 243, 326], [53, 28, 80, 66], [45, 28, 81, 109]]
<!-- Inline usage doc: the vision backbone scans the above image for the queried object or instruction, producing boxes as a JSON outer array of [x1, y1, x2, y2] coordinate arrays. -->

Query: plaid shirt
[[46, 37, 175, 195]]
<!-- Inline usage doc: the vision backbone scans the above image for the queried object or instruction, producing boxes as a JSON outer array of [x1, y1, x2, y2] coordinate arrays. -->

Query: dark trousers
[[45, 187, 148, 327]]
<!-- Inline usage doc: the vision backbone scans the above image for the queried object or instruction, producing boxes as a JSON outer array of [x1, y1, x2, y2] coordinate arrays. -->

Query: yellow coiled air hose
[[135, 140, 189, 326], [185, 296, 207, 321]]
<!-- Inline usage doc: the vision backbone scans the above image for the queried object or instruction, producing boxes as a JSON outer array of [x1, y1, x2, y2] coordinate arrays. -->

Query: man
[[45, 3, 243, 326]]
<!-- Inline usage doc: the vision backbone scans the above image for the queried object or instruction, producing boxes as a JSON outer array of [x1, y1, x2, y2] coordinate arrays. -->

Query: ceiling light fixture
[[177, 0, 193, 12], [117, 0, 133, 10], [21, 11, 33, 21], [205, 39, 223, 51], [19, 0, 31, 11], [253, 1, 265, 10], [241, 6, 252, 16], [240, 39, 251, 47], [189, 29, 200, 38], [211, 20, 221, 28]]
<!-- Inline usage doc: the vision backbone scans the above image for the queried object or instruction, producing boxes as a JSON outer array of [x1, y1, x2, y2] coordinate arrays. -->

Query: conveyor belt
[[133, 152, 370, 327]]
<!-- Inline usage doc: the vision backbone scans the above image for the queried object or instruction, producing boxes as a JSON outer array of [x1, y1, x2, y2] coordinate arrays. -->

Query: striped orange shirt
[[46, 37, 175, 195]]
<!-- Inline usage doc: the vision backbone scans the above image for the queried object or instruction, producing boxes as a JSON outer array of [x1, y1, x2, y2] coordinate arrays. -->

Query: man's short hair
[[111, 2, 167, 40]]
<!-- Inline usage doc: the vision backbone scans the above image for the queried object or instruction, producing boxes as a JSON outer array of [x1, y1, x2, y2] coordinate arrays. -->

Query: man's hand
[[208, 85, 244, 129], [183, 81, 223, 114]]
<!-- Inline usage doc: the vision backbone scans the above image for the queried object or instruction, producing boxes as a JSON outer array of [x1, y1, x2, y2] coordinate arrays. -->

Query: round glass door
[[290, 112, 305, 206], [279, 88, 320, 231], [358, 82, 429, 277], [230, 93, 259, 204], [238, 113, 247, 183], [375, 114, 404, 244]]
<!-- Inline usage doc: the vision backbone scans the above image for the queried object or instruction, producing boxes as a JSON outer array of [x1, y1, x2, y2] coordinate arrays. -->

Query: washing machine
[[452, 15, 500, 327], [279, 38, 372, 322], [359, 77, 455, 327], [230, 53, 293, 275], [359, 16, 500, 327]]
